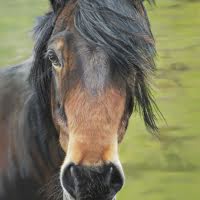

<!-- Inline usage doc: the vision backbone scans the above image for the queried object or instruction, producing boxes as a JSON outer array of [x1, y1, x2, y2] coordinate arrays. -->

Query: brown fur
[[62, 83, 126, 165], [53, 0, 77, 34], [49, 29, 127, 166]]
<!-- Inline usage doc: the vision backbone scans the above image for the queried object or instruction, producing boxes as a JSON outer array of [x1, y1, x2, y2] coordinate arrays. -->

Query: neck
[[24, 94, 64, 180], [2, 92, 64, 184]]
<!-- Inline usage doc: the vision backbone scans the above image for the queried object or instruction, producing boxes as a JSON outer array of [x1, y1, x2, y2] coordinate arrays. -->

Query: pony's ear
[[49, 0, 67, 12]]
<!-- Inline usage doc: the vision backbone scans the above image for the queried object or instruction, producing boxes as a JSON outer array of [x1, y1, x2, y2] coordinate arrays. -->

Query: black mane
[[30, 0, 159, 132], [75, 0, 158, 131]]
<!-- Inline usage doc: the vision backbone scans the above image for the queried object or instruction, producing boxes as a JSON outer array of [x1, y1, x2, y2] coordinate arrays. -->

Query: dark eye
[[47, 50, 61, 68]]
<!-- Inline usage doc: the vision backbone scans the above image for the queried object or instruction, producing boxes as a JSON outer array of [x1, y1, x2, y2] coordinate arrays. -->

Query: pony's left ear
[[49, 0, 67, 12]]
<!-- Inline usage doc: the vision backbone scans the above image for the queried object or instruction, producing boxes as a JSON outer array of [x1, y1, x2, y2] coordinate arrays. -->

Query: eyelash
[[47, 50, 61, 67]]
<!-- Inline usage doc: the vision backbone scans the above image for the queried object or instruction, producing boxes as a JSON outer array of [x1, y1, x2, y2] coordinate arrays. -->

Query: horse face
[[47, 4, 133, 200], [44, 0, 157, 199], [48, 28, 131, 200]]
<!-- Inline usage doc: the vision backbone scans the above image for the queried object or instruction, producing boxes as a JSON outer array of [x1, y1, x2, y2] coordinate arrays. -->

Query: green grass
[[0, 0, 200, 199]]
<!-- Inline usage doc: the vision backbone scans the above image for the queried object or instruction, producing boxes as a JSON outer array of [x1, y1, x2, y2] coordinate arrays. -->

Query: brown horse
[[0, 0, 158, 199]]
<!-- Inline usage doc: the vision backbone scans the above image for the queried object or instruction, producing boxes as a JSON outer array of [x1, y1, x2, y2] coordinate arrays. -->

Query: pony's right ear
[[49, 0, 67, 12]]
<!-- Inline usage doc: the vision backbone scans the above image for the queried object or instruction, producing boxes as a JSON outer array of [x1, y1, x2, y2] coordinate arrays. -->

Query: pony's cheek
[[59, 131, 69, 153]]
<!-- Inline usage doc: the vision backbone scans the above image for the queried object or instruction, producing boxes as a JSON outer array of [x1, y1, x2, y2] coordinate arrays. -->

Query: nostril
[[62, 164, 76, 198], [110, 165, 124, 194], [70, 165, 76, 177]]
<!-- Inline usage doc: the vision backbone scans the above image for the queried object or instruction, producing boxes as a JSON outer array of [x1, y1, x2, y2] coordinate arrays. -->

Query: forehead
[[49, 30, 126, 96], [48, 30, 73, 50], [47, 0, 154, 95], [54, 39, 124, 98]]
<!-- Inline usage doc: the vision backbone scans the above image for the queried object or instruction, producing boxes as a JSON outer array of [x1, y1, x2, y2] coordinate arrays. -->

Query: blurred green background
[[0, 0, 200, 199]]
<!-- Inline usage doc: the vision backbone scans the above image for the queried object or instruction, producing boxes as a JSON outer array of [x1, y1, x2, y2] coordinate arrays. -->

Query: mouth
[[63, 193, 116, 200], [63, 192, 72, 200]]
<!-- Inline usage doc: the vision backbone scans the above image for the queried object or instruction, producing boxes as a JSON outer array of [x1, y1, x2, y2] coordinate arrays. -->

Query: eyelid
[[52, 63, 62, 70], [47, 49, 57, 60], [47, 49, 62, 67], [47, 49, 56, 57]]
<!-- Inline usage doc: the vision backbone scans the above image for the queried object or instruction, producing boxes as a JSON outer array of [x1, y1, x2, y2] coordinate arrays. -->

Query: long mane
[[75, 0, 159, 131], [30, 0, 159, 132]]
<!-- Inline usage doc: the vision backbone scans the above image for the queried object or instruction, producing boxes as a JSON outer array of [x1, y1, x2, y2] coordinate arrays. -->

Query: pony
[[0, 0, 158, 199]]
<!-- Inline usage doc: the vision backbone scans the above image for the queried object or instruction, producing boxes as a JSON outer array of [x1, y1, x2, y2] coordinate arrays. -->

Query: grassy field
[[0, 0, 200, 199]]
